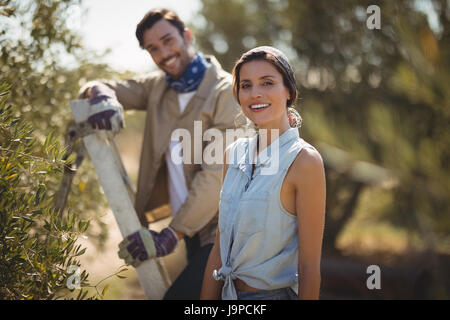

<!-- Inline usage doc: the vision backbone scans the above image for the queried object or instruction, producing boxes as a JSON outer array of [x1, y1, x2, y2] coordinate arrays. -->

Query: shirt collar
[[236, 128, 299, 171]]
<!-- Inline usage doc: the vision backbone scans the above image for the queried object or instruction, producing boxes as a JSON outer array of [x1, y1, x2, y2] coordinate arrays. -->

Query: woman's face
[[238, 59, 290, 130]]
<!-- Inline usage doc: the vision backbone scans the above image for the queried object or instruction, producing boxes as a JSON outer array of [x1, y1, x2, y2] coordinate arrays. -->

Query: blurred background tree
[[193, 0, 450, 256]]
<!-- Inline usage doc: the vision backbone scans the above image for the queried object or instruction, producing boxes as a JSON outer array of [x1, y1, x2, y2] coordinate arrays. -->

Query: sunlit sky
[[77, 0, 202, 73]]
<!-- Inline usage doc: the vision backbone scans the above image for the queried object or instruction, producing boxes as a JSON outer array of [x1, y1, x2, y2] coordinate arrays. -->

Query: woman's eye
[[263, 81, 274, 86], [240, 83, 250, 89]]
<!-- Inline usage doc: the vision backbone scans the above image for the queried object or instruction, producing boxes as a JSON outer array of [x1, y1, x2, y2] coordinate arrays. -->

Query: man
[[80, 8, 240, 299]]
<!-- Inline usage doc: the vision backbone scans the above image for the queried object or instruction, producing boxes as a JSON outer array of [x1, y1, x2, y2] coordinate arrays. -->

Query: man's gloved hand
[[118, 227, 178, 268], [87, 84, 124, 133]]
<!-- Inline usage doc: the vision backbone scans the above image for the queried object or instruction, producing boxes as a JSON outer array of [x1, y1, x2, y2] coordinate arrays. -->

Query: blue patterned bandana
[[166, 52, 209, 93]]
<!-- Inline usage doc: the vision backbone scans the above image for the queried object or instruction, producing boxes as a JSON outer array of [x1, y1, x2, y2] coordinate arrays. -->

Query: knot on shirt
[[213, 265, 235, 281], [213, 265, 239, 300]]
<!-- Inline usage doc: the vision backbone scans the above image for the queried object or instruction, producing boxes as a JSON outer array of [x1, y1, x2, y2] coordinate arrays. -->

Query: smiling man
[[80, 8, 240, 299]]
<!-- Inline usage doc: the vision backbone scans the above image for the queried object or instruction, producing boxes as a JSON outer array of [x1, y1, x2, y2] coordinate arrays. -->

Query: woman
[[200, 46, 326, 300]]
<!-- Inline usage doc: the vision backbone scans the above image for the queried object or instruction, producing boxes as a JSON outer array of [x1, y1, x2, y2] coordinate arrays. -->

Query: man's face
[[142, 19, 193, 79]]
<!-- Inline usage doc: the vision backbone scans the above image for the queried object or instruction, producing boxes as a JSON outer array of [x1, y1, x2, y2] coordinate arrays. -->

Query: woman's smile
[[249, 103, 270, 112]]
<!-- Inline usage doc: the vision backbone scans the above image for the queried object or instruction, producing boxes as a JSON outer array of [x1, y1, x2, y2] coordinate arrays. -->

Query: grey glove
[[87, 84, 124, 133]]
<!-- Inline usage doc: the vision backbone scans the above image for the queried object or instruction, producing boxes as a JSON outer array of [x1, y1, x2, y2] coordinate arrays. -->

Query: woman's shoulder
[[289, 140, 324, 178]]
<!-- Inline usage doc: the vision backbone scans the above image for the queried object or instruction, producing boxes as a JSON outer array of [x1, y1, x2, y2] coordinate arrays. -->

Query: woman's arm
[[293, 147, 326, 300], [200, 229, 223, 299], [199, 144, 232, 299]]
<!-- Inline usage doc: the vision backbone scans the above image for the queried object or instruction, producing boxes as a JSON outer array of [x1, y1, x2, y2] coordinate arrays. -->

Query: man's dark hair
[[136, 8, 186, 49]]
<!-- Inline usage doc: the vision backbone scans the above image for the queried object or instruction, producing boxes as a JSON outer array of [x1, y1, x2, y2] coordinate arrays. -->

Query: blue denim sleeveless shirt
[[213, 128, 316, 300]]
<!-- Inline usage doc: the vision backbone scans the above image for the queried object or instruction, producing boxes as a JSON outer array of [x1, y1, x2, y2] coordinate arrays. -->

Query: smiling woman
[[238, 60, 291, 130], [232, 47, 302, 133], [200, 46, 326, 300]]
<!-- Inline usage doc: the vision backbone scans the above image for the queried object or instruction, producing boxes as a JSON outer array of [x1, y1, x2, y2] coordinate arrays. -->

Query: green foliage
[[0, 82, 94, 299], [0, 0, 131, 247], [195, 0, 450, 249], [0, 1, 135, 299]]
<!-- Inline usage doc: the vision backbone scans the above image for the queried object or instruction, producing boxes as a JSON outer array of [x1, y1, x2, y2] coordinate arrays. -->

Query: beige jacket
[[82, 56, 240, 245]]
